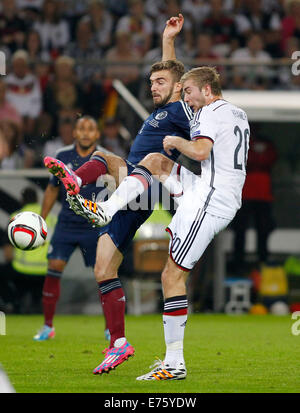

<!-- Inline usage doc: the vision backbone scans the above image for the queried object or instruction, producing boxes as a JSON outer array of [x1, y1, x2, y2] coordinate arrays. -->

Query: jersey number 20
[[234, 125, 250, 170]]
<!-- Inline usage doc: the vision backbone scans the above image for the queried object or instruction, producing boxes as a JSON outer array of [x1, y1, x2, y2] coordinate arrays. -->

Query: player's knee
[[48, 259, 66, 273], [94, 261, 117, 282], [141, 153, 165, 173]]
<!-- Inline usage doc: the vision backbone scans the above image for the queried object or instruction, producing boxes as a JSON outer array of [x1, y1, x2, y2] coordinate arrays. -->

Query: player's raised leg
[[44, 151, 127, 196], [67, 153, 179, 227], [137, 256, 188, 380], [92, 234, 135, 374]]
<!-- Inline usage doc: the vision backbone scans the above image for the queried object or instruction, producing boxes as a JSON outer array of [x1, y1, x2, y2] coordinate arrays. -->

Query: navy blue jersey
[[49, 144, 107, 229], [127, 100, 193, 165]]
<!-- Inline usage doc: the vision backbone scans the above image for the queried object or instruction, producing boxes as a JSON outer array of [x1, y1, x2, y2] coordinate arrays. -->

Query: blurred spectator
[[5, 49, 42, 138], [105, 31, 141, 95], [101, 117, 129, 158], [202, 0, 239, 56], [155, 0, 194, 55], [281, 0, 300, 53], [17, 0, 44, 11], [230, 32, 273, 89], [106, 0, 129, 18], [235, 0, 282, 56], [144, 0, 166, 19], [182, 0, 211, 26], [25, 29, 50, 65], [193, 33, 220, 62], [231, 130, 277, 273], [25, 29, 51, 92], [33, 0, 70, 57], [85, 0, 113, 51], [64, 17, 103, 84], [43, 115, 75, 158], [43, 55, 84, 132], [0, 0, 27, 53], [116, 0, 153, 56], [0, 78, 22, 126], [16, 0, 45, 25], [0, 119, 35, 169]]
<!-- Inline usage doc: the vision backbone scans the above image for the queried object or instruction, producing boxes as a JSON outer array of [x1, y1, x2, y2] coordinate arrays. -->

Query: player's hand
[[163, 13, 184, 40], [163, 135, 179, 156]]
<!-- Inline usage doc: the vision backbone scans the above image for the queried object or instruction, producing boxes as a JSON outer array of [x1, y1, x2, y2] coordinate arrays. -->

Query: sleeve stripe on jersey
[[192, 135, 214, 143], [180, 100, 194, 120]]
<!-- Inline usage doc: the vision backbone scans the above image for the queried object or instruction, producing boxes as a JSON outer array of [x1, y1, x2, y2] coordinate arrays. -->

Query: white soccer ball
[[7, 211, 47, 250]]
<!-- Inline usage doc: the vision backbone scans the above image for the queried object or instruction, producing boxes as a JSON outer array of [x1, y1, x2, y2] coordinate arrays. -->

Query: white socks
[[163, 314, 187, 367]]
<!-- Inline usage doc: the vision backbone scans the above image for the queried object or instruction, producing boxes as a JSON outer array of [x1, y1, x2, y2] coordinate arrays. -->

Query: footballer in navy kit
[[43, 60, 193, 374], [33, 116, 108, 341]]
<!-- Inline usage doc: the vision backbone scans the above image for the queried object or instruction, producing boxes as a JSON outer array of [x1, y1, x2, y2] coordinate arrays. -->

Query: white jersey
[[189, 99, 250, 219]]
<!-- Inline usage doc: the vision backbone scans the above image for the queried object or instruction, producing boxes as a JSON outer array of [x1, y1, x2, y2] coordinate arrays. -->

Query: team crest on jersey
[[155, 111, 168, 120]]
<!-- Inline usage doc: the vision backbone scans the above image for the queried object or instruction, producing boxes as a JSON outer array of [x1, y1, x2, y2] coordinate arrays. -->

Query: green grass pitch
[[1, 314, 299, 393]]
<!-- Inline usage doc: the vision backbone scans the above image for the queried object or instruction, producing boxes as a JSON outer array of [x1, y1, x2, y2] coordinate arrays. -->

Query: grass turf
[[0, 314, 299, 393]]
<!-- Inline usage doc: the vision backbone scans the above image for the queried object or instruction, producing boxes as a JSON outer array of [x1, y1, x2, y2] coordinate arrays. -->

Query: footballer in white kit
[[167, 99, 250, 271]]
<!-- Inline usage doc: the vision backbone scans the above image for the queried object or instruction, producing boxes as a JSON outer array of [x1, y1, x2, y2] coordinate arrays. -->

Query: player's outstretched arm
[[162, 13, 184, 61]]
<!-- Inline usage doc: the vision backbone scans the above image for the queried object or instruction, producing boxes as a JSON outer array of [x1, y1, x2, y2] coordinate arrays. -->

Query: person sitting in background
[[25, 30, 51, 93], [0, 0, 27, 53], [281, 0, 300, 55], [230, 32, 273, 90], [193, 33, 219, 63], [231, 129, 277, 273], [104, 31, 141, 95], [43, 116, 75, 159], [33, 0, 70, 58], [115, 0, 153, 57], [4, 49, 42, 140], [25, 29, 51, 67], [85, 0, 113, 51], [0, 79, 22, 126], [0, 119, 35, 169], [154, 0, 194, 55], [4, 187, 57, 314], [235, 0, 282, 56], [43, 55, 84, 135], [101, 117, 129, 159], [202, 0, 238, 57]]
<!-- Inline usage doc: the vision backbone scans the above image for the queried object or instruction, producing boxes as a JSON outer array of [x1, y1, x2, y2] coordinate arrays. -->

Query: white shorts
[[166, 164, 231, 271]]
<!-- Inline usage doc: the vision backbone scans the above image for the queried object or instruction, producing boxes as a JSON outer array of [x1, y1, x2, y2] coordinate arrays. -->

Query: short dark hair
[[150, 60, 185, 83]]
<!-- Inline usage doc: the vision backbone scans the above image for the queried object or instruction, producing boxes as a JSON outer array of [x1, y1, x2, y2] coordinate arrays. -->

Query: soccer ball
[[7, 211, 47, 250]]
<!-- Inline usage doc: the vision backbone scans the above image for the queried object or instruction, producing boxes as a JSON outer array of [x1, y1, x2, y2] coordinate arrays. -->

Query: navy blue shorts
[[47, 223, 99, 267], [98, 161, 161, 254]]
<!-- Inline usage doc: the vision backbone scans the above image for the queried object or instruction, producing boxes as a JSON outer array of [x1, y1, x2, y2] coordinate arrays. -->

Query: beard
[[153, 88, 174, 108]]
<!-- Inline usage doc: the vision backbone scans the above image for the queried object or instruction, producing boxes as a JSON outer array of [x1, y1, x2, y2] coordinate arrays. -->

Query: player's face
[[73, 118, 100, 150], [150, 70, 179, 108], [183, 79, 206, 112]]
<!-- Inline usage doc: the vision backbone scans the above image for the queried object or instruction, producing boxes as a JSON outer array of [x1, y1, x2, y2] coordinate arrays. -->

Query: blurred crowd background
[[0, 0, 299, 168]]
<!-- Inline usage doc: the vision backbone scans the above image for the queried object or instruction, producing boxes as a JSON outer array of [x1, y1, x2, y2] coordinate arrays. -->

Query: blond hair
[[181, 66, 222, 96]]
